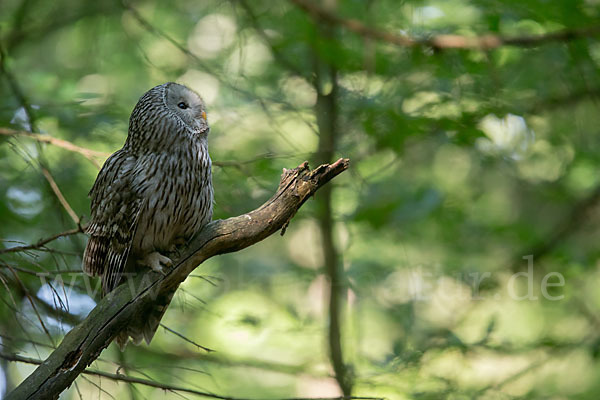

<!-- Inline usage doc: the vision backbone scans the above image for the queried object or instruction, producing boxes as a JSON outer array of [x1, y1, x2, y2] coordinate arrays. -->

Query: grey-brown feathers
[[83, 82, 213, 348]]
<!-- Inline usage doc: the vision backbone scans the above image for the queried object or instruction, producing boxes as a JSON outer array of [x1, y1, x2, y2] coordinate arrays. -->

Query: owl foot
[[140, 252, 173, 275]]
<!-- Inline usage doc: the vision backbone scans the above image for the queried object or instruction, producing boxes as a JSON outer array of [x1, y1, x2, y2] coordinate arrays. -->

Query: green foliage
[[1, 0, 600, 398]]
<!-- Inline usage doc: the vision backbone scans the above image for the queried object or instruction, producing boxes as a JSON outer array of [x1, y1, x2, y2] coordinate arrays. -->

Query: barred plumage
[[83, 82, 213, 349]]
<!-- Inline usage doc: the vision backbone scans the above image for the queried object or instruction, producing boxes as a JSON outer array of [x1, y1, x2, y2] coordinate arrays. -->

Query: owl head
[[126, 82, 209, 153]]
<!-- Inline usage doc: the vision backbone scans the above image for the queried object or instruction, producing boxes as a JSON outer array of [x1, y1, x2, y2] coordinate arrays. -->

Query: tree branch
[[290, 0, 600, 50], [1, 46, 85, 228], [0, 226, 83, 254], [0, 127, 109, 168], [40, 167, 80, 225], [1, 352, 381, 400], [6, 158, 350, 400], [0, 127, 295, 170]]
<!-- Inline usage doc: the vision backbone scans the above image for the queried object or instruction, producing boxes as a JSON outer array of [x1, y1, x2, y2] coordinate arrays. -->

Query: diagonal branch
[[6, 158, 350, 400], [1, 47, 87, 228], [40, 167, 80, 225], [291, 0, 600, 50]]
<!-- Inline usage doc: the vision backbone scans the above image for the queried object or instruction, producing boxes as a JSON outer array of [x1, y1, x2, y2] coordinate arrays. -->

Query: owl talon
[[140, 252, 173, 275]]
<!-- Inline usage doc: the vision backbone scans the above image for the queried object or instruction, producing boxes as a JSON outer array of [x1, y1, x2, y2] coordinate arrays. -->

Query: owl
[[83, 82, 213, 349]]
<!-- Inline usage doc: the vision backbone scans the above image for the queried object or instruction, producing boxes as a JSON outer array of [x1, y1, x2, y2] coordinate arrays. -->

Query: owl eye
[[177, 102, 188, 110]]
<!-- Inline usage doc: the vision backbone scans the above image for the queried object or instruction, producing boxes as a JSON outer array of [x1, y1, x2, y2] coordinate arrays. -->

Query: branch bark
[[6, 158, 349, 400]]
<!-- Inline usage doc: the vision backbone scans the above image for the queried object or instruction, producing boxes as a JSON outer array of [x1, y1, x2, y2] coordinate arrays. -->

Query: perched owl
[[83, 82, 213, 349]]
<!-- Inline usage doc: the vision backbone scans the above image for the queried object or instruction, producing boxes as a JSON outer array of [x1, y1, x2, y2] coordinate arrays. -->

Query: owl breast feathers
[[83, 82, 213, 348]]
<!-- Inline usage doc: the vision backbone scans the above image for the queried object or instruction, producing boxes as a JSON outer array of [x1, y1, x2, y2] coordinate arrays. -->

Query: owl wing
[[83, 149, 144, 294]]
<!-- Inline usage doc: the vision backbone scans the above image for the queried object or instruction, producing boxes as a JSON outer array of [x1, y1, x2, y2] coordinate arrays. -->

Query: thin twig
[[0, 352, 383, 400], [0, 127, 108, 167], [0, 272, 20, 310], [1, 262, 56, 347], [1, 43, 83, 227], [159, 323, 214, 352], [0, 226, 83, 254], [80, 374, 116, 400], [0, 126, 306, 170], [122, 1, 308, 115], [40, 167, 80, 224]]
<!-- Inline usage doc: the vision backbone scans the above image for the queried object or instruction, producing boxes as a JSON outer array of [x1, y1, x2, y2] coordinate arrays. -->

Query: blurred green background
[[1, 0, 600, 398]]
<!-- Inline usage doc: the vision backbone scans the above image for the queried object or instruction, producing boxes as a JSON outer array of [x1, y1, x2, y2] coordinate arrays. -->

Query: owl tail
[[115, 286, 178, 351]]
